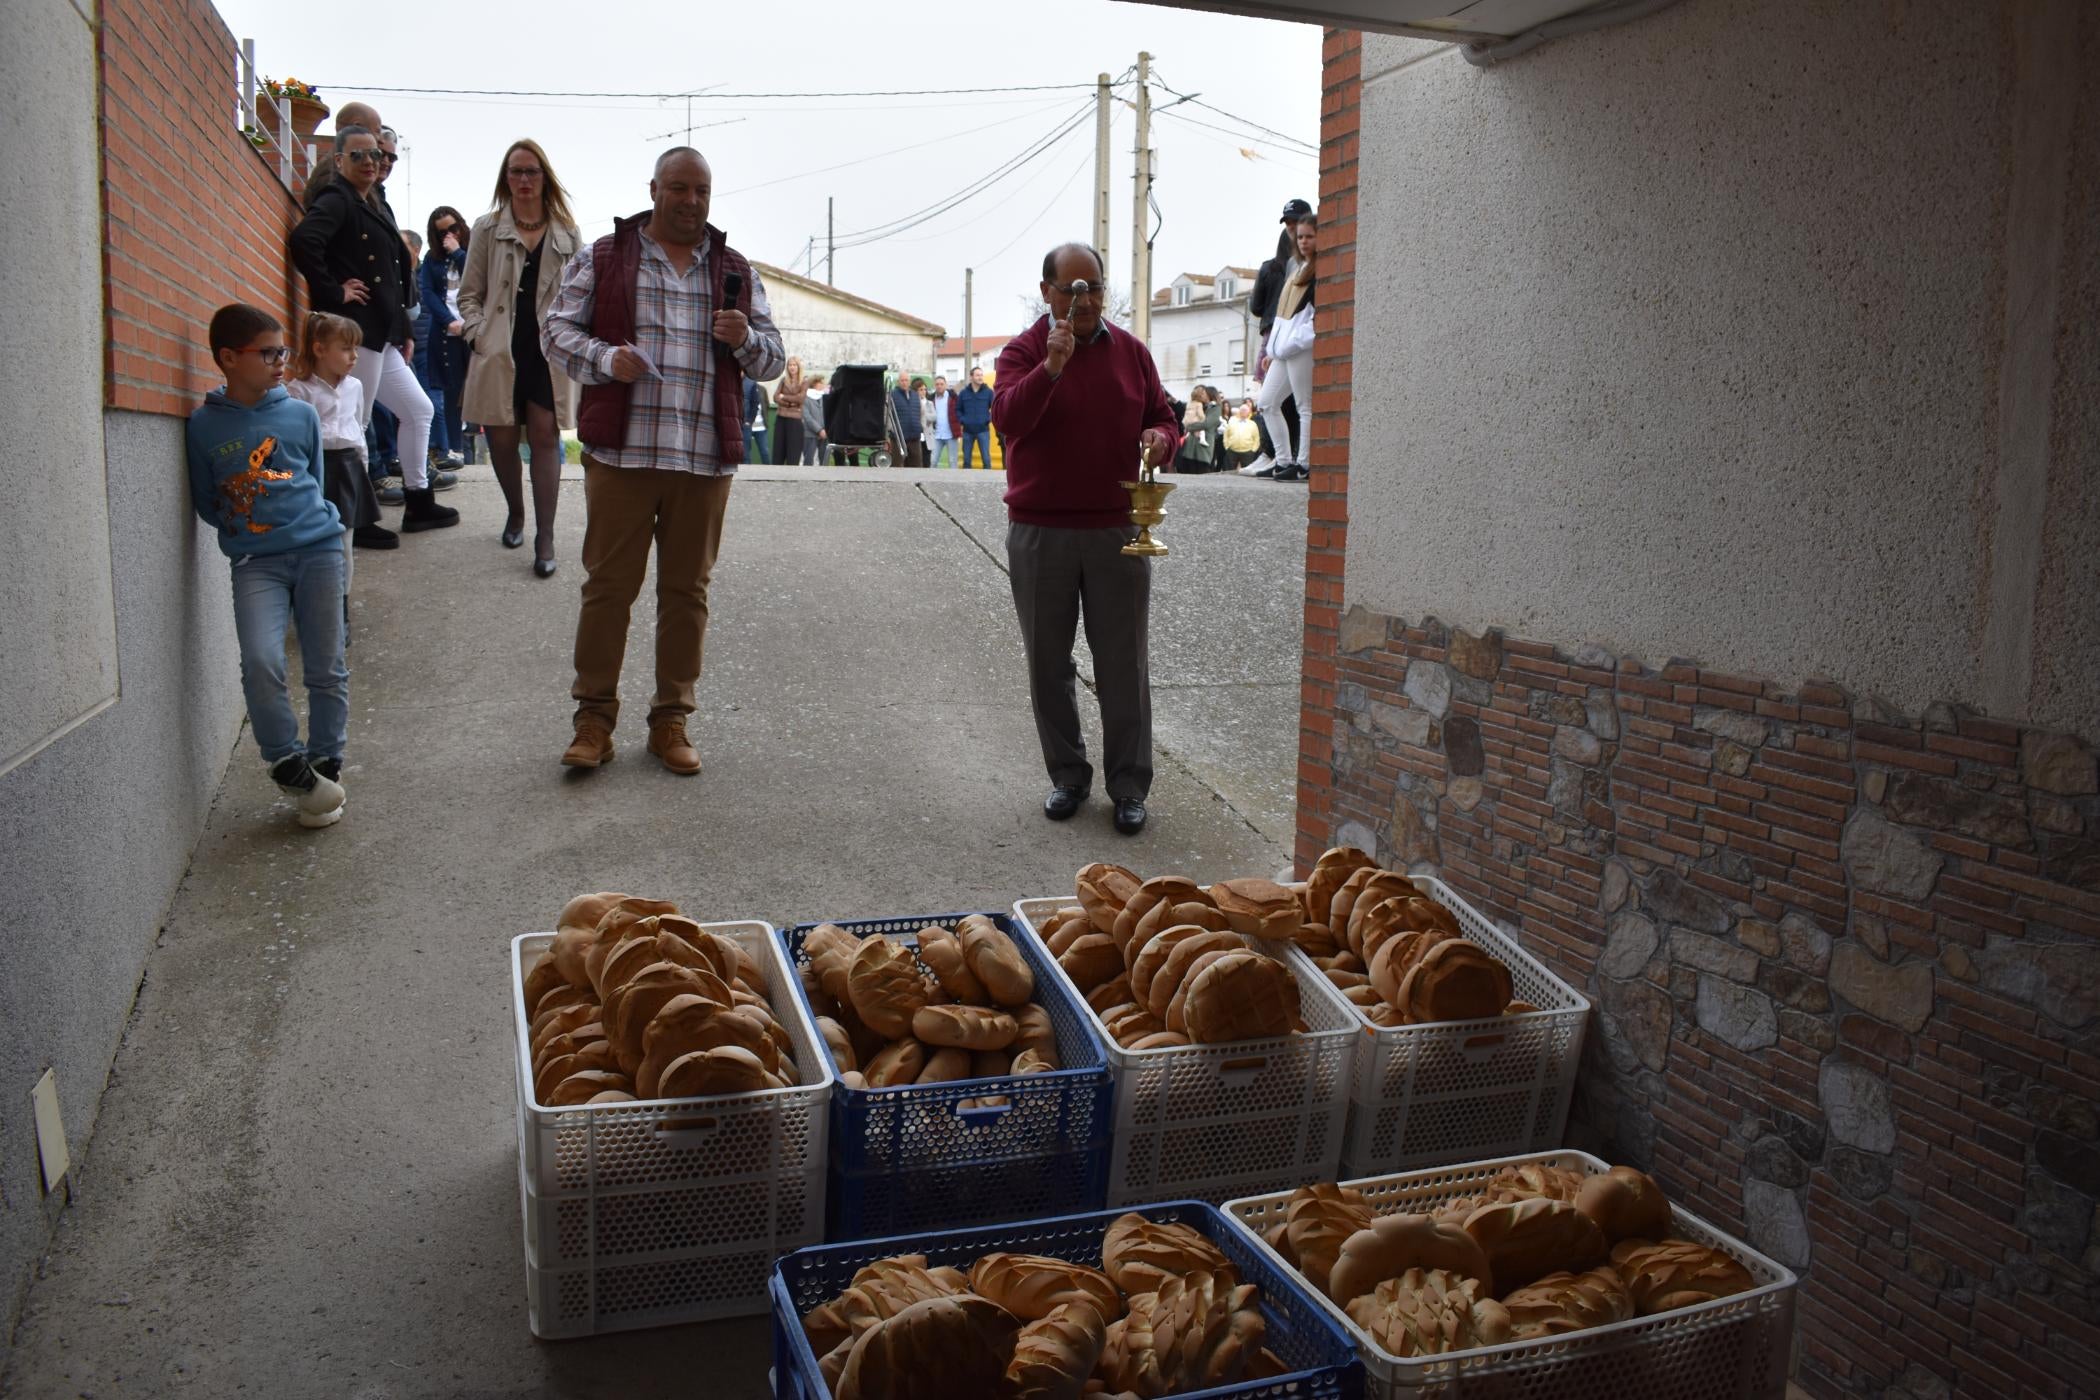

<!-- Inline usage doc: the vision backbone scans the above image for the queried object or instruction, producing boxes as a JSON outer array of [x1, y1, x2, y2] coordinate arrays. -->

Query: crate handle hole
[[1459, 1033, 1508, 1061], [955, 1099, 1014, 1121], [655, 1114, 721, 1144], [1216, 1055, 1269, 1085]]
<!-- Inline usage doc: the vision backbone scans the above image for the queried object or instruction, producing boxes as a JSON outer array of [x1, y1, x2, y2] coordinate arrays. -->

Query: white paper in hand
[[630, 345, 665, 381]]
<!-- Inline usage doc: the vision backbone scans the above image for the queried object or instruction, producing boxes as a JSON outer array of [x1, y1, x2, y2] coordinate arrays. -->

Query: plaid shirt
[[542, 231, 785, 475]]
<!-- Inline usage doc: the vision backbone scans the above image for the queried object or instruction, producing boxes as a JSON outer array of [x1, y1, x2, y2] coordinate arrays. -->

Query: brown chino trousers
[[1006, 522, 1153, 802], [571, 457, 734, 728]]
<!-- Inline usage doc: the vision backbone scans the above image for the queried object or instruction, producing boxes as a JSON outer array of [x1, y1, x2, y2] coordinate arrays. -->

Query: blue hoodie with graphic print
[[185, 386, 340, 558]]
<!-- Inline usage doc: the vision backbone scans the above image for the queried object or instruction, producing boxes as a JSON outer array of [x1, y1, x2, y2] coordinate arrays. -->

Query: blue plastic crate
[[770, 1201, 1362, 1400], [781, 913, 1114, 1241]]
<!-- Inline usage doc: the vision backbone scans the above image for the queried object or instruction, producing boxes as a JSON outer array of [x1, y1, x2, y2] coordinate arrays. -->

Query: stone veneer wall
[[1323, 606, 2100, 1398]]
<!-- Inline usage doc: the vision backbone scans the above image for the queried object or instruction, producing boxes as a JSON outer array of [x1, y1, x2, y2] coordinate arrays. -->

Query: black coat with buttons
[[289, 176, 413, 350]]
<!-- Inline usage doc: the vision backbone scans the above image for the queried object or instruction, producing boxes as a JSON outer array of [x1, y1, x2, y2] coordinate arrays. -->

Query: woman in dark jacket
[[289, 126, 457, 532], [418, 206, 471, 468]]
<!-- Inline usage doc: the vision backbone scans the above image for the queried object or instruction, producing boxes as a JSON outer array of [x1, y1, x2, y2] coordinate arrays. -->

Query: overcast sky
[[224, 0, 1323, 342]]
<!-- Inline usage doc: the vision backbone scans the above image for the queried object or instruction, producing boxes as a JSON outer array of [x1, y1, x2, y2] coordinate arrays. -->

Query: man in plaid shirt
[[542, 147, 786, 774]]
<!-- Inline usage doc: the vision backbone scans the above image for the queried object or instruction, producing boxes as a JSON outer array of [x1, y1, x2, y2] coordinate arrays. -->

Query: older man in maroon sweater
[[993, 243, 1181, 836]]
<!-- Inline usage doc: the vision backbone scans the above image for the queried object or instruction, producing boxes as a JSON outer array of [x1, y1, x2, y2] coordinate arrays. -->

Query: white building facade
[[752, 262, 944, 387], [1147, 266, 1260, 404]]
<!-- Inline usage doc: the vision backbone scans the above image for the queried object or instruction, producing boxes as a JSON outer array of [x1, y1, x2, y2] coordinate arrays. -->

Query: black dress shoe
[[1043, 785, 1088, 821], [1112, 798, 1147, 835]]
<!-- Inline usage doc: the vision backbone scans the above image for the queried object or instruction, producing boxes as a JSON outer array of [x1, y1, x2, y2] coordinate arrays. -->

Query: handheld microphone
[[714, 272, 743, 356]]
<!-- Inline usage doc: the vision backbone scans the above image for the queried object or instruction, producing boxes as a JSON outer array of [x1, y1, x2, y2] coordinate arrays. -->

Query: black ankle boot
[[401, 487, 460, 532]]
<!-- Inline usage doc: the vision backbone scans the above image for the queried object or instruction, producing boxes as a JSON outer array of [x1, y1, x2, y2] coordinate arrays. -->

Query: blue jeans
[[230, 543, 349, 765], [959, 428, 992, 469], [931, 437, 956, 469], [369, 403, 399, 480], [744, 425, 769, 464]]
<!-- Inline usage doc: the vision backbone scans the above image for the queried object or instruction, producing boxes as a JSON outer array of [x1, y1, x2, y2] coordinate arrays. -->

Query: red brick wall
[[1295, 28, 1361, 872], [1298, 24, 2100, 1399], [100, 0, 306, 417]]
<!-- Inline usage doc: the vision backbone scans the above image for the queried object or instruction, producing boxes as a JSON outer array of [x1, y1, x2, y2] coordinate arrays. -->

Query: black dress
[[511, 238, 556, 422]]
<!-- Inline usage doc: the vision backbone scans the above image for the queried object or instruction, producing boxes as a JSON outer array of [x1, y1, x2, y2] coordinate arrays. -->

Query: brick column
[[1294, 27, 1361, 875]]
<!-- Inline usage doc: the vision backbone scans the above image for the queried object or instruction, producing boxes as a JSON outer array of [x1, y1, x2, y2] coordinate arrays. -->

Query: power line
[[1152, 108, 1317, 169], [317, 81, 1101, 100], [721, 98, 1077, 197], [979, 143, 1096, 265], [829, 102, 1095, 250], [1147, 72, 1318, 153]]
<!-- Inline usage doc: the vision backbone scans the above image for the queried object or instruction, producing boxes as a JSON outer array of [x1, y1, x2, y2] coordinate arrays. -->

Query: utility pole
[[1131, 52, 1153, 345], [1094, 72, 1112, 276], [826, 196, 835, 286], [963, 267, 974, 378]]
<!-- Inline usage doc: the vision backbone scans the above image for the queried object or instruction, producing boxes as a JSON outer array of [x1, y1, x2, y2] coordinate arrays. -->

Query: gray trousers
[[1006, 522, 1153, 801]]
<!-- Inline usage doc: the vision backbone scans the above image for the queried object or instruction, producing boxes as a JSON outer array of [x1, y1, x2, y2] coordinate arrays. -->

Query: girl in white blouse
[[287, 312, 394, 599]]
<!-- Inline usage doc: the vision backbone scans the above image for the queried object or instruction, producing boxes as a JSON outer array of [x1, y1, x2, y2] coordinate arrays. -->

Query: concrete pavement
[[1, 465, 1309, 1399]]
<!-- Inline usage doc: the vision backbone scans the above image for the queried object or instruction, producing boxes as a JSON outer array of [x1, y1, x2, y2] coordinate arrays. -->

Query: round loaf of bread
[[1609, 1239, 1755, 1315], [815, 1016, 858, 1072], [548, 1069, 633, 1106], [1210, 877, 1304, 940], [1304, 847, 1376, 926], [1058, 932, 1124, 994], [1148, 929, 1247, 1019], [1575, 1165, 1672, 1243], [1084, 974, 1135, 1015], [917, 1046, 973, 1083], [1182, 950, 1298, 1044], [1075, 861, 1142, 934], [658, 1044, 774, 1098], [1110, 876, 1204, 958], [1396, 938, 1512, 1025]]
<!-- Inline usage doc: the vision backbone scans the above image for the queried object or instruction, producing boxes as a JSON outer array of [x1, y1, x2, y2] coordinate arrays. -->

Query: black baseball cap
[[1280, 198, 1313, 224]]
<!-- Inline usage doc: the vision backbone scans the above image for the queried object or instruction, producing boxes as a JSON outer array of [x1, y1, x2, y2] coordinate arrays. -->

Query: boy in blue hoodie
[[187, 304, 351, 828]]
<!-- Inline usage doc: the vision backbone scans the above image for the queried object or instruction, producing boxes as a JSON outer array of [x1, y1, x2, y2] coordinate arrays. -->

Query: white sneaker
[[1239, 453, 1273, 476], [271, 756, 345, 828]]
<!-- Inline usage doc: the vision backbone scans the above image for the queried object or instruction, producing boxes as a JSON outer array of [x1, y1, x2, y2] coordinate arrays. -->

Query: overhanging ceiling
[[1129, 0, 1657, 45]]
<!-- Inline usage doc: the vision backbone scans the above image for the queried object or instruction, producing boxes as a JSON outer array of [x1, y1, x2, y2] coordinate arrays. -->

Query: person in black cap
[[1242, 198, 1312, 478]]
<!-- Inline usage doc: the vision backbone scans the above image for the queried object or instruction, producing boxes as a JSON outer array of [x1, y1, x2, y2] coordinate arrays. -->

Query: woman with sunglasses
[[289, 125, 459, 532], [458, 139, 581, 577]]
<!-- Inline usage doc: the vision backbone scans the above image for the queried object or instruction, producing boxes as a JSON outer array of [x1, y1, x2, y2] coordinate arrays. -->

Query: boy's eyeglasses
[[238, 346, 291, 364], [343, 149, 384, 163]]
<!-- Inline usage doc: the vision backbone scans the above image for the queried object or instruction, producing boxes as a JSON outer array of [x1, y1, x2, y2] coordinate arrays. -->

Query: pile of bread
[[799, 917, 1064, 1097], [1030, 865, 1317, 1049], [1261, 1161, 1756, 1357], [523, 893, 802, 1105], [801, 1212, 1293, 1399], [1281, 846, 1531, 1028]]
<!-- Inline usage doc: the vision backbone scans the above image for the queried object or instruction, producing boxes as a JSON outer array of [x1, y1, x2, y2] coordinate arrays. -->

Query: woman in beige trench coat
[[458, 138, 581, 577]]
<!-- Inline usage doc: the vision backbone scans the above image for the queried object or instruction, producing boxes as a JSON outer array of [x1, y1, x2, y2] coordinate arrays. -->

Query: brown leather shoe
[[561, 716, 615, 768], [648, 717, 701, 775]]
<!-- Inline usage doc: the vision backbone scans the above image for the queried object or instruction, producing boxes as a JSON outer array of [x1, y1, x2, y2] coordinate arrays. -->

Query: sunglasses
[[507, 167, 544, 179], [377, 150, 399, 164], [238, 346, 291, 364], [343, 149, 383, 163]]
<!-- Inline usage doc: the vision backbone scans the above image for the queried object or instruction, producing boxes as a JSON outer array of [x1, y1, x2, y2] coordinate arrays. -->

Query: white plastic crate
[[1223, 1150, 1799, 1400], [1321, 877, 1589, 1177], [1013, 897, 1358, 1206], [510, 924, 832, 1338]]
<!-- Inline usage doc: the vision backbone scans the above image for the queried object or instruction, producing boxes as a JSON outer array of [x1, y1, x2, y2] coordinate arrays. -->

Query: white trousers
[[1257, 349, 1314, 466], [353, 344, 434, 490]]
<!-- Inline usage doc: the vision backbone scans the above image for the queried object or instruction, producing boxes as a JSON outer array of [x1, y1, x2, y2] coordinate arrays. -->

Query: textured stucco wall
[[1344, 0, 2099, 739], [0, 0, 119, 772], [0, 408, 243, 1356]]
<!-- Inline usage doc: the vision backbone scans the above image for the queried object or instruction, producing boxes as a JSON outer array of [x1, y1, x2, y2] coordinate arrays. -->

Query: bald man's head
[[649, 147, 713, 249], [334, 101, 382, 136]]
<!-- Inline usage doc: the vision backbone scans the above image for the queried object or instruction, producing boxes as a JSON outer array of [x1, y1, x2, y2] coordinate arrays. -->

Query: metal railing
[[235, 38, 317, 190]]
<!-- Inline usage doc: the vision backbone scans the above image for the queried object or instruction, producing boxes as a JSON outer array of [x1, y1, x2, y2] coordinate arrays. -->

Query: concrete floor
[[2, 466, 1310, 1399]]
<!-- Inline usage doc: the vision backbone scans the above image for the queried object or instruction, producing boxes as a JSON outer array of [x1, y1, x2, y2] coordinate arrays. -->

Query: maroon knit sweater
[[992, 317, 1182, 529]]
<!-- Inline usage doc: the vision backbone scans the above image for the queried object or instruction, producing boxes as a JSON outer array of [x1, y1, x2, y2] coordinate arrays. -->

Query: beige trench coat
[[457, 210, 581, 429]]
